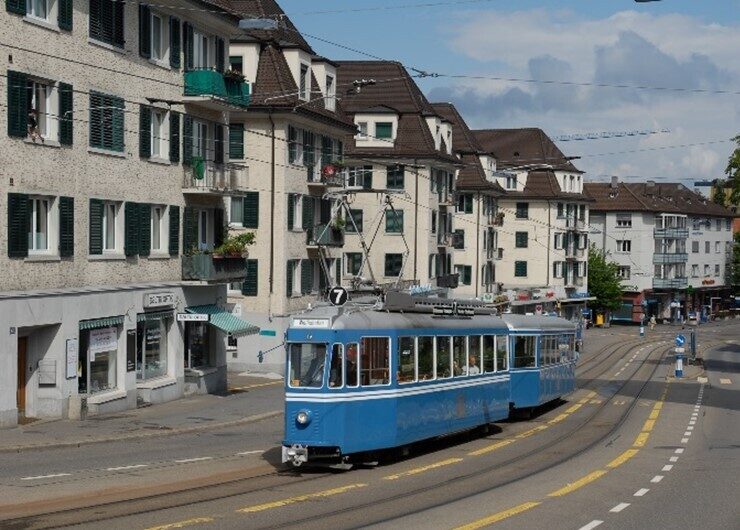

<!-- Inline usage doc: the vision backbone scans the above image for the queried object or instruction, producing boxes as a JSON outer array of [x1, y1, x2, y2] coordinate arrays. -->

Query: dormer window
[[325, 74, 336, 111], [505, 176, 517, 190], [357, 122, 368, 138], [299, 63, 310, 101], [375, 122, 393, 140]]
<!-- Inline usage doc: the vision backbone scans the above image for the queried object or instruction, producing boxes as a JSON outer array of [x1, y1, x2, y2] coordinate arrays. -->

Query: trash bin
[[596, 314, 605, 327]]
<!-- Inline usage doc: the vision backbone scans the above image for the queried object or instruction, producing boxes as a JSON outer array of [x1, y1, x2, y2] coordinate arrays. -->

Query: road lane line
[[384, 458, 462, 480], [547, 470, 608, 497], [468, 439, 513, 456], [662, 464, 673, 471], [634, 488, 650, 497], [237, 483, 367, 513], [145, 517, 215, 530], [681, 438, 689, 443], [651, 475, 664, 483], [578, 520, 603, 530], [229, 381, 283, 392], [106, 464, 148, 471], [606, 449, 639, 469], [237, 450, 264, 456], [610, 503, 630, 513], [515, 425, 548, 439], [565, 403, 583, 414], [453, 501, 542, 530], [719, 378, 731, 385], [683, 431, 691, 436], [642, 419, 656, 432], [548, 413, 569, 424], [669, 456, 678, 463], [633, 432, 650, 447], [687, 426, 694, 431], [174, 457, 214, 464], [675, 448, 684, 454], [20, 473, 72, 481]]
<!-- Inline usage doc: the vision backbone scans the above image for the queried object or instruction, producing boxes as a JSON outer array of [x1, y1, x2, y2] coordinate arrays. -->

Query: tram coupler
[[282, 444, 308, 467]]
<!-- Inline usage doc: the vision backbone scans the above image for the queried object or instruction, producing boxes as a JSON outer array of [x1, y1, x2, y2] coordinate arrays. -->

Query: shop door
[[17, 337, 27, 414]]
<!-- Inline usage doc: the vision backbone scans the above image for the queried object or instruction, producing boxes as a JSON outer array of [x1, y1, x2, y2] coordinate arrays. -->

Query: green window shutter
[[318, 260, 327, 292], [286, 261, 293, 297], [515, 231, 528, 248], [169, 205, 180, 256], [59, 196, 74, 257], [182, 114, 193, 165], [514, 261, 527, 277], [58, 83, 73, 145], [7, 193, 29, 258], [169, 111, 180, 163], [182, 206, 197, 254], [139, 105, 151, 158], [139, 3, 151, 58], [243, 192, 259, 229], [7, 70, 28, 138], [124, 202, 139, 256], [88, 198, 104, 255], [287, 194, 295, 230], [111, 95, 124, 152], [216, 37, 225, 73], [6, 0, 26, 15], [58, 0, 72, 30], [113, 0, 125, 47], [214, 208, 224, 248], [229, 123, 244, 160], [242, 259, 258, 296], [139, 203, 151, 256], [89, 92, 102, 148], [214, 124, 224, 164], [169, 17, 181, 69], [183, 22, 193, 70], [288, 126, 297, 164], [301, 196, 313, 231], [301, 259, 313, 294]]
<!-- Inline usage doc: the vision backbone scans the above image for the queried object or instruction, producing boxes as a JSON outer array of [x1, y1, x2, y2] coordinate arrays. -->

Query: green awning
[[137, 310, 174, 322], [79, 316, 124, 330], [185, 305, 260, 337]]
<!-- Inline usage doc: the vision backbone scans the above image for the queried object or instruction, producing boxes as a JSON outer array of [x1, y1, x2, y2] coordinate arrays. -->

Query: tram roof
[[501, 314, 576, 331]]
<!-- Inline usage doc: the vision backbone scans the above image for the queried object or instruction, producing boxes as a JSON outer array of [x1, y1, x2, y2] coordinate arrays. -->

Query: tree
[[712, 179, 727, 205], [732, 232, 740, 295], [725, 135, 740, 206], [587, 244, 623, 315]]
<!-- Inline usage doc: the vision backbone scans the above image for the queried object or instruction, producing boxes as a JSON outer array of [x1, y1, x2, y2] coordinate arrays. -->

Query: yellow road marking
[[564, 403, 583, 414], [146, 518, 215, 530], [547, 470, 608, 497], [548, 413, 569, 425], [468, 439, 514, 456], [515, 425, 548, 439], [642, 419, 656, 432], [648, 410, 660, 420], [653, 401, 664, 411], [633, 432, 650, 447], [383, 458, 463, 480], [453, 501, 542, 530], [236, 483, 367, 513], [229, 381, 282, 392], [585, 390, 597, 399], [607, 448, 639, 469]]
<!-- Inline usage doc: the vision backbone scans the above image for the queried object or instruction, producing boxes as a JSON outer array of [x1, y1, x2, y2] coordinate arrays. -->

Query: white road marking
[[669, 456, 679, 463], [634, 488, 650, 497], [237, 450, 265, 456], [684, 431, 692, 436], [610, 503, 631, 513], [675, 448, 684, 454], [174, 457, 214, 463], [681, 438, 689, 443], [691, 413, 698, 417], [687, 426, 694, 431], [106, 464, 148, 471], [719, 378, 731, 385], [21, 473, 72, 481], [651, 475, 664, 483], [689, 420, 696, 425], [662, 465, 673, 471], [578, 521, 604, 530]]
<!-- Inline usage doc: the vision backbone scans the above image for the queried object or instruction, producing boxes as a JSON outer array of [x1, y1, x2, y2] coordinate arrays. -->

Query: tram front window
[[513, 336, 536, 368], [289, 343, 327, 388]]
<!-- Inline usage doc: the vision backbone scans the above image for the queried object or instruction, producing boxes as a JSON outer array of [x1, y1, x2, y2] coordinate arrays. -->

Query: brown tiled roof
[[223, 0, 314, 53], [585, 181, 735, 217], [473, 128, 582, 173], [502, 170, 592, 201], [431, 103, 484, 154]]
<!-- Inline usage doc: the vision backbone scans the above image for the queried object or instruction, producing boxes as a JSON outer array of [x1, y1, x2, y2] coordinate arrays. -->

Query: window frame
[[515, 202, 529, 219], [385, 209, 404, 234], [384, 253, 404, 277], [150, 205, 165, 252], [515, 231, 528, 248], [28, 196, 52, 254], [375, 122, 393, 140], [359, 336, 391, 387], [398, 336, 417, 384], [514, 260, 528, 277]]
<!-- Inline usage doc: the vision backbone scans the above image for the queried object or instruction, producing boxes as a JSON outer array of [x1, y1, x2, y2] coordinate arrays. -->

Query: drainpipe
[[547, 200, 552, 286], [475, 191, 481, 298], [268, 110, 276, 297], [413, 159, 419, 281]]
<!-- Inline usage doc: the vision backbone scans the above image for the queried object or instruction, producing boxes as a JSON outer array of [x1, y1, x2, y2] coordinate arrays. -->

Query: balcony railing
[[654, 227, 689, 239], [653, 277, 688, 289], [565, 276, 585, 288], [182, 255, 248, 282], [436, 273, 460, 289], [437, 233, 453, 247], [183, 161, 248, 193], [307, 166, 345, 187], [183, 69, 250, 108], [653, 253, 688, 264], [438, 190, 456, 206], [488, 247, 504, 260], [306, 224, 345, 247]]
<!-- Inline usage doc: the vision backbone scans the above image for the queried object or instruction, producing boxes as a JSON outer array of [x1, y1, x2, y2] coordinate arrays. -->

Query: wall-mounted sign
[[65, 338, 79, 379], [176, 313, 210, 322], [126, 329, 136, 372], [89, 327, 118, 357], [143, 292, 175, 309]]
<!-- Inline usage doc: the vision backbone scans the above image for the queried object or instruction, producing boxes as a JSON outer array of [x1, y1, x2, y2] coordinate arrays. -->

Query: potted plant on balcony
[[213, 232, 256, 258], [223, 68, 246, 83]]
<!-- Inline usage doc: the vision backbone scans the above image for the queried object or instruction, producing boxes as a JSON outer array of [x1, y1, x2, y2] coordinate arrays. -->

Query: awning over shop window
[[79, 316, 125, 330], [185, 305, 260, 337], [137, 310, 175, 322]]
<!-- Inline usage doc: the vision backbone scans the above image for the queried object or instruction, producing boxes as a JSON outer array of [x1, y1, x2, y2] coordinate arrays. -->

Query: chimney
[[646, 180, 656, 196], [610, 176, 619, 189]]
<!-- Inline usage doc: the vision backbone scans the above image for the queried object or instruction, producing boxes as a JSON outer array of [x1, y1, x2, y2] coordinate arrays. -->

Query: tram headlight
[[296, 410, 312, 425]]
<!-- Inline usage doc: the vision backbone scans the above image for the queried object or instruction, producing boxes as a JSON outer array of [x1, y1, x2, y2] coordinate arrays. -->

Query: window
[[346, 209, 363, 233], [229, 124, 244, 160], [299, 63, 310, 101], [192, 119, 208, 159], [345, 252, 363, 275], [726, 219, 732, 231], [375, 122, 393, 140], [704, 264, 710, 276], [230, 196, 244, 226], [286, 259, 300, 296], [616, 213, 632, 228], [715, 264, 720, 277], [436, 336, 451, 379], [325, 74, 336, 111], [453, 229, 465, 249], [515, 231, 528, 248], [151, 109, 166, 158], [618, 266, 631, 280], [496, 335, 508, 371], [386, 165, 405, 189], [151, 13, 164, 61], [89, 92, 124, 152], [513, 336, 536, 368], [384, 253, 403, 277], [431, 210, 437, 234], [553, 261, 563, 279], [557, 203, 564, 218], [151, 205, 164, 251], [103, 202, 117, 251], [458, 194, 473, 214], [505, 176, 517, 190], [715, 241, 721, 253], [28, 197, 51, 252], [691, 241, 699, 253], [693, 217, 701, 230], [288, 125, 302, 165], [360, 337, 390, 386], [715, 219, 722, 231], [288, 343, 326, 388], [514, 261, 527, 277], [347, 166, 372, 189], [705, 241, 710, 253], [78, 325, 118, 395], [185, 321, 211, 369], [515, 202, 528, 219], [192, 29, 210, 69], [136, 315, 170, 380], [468, 336, 481, 375], [482, 335, 495, 373], [616, 240, 631, 253], [198, 209, 209, 250], [452, 336, 466, 377], [579, 204, 586, 220], [357, 121, 368, 138], [455, 265, 472, 285], [27, 79, 56, 141], [691, 264, 699, 277], [89, 0, 125, 48], [398, 337, 416, 384], [418, 337, 434, 380], [385, 210, 404, 233], [27, 0, 49, 20], [229, 55, 243, 74]]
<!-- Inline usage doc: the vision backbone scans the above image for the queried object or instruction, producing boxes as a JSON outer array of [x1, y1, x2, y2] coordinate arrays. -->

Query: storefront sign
[[65, 338, 79, 379], [176, 313, 210, 322], [126, 329, 136, 372], [89, 327, 118, 357], [292, 318, 331, 329], [143, 292, 175, 309]]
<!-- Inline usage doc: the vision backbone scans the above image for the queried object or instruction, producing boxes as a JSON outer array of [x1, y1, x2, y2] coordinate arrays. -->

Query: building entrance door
[[17, 337, 28, 415]]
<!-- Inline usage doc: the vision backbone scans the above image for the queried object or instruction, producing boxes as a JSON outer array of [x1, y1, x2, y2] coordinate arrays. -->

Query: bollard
[[675, 353, 684, 378]]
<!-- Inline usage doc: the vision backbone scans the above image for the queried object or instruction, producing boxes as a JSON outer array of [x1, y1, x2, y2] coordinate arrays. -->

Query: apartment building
[[473, 129, 591, 316], [335, 61, 460, 292], [587, 178, 735, 322], [224, 1, 357, 374], [0, 0, 257, 427], [430, 103, 504, 299]]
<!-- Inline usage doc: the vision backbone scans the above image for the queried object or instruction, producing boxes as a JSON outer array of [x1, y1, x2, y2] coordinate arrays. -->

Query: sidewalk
[[0, 373, 284, 453]]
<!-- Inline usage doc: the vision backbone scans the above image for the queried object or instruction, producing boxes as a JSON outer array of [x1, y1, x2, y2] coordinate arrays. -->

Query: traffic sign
[[675, 334, 686, 347], [328, 286, 349, 307]]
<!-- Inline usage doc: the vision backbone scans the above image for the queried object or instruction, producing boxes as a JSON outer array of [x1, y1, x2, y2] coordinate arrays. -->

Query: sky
[[276, 0, 740, 185]]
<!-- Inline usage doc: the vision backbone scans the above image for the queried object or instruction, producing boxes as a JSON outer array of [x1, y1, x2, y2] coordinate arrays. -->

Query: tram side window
[[346, 343, 359, 387], [436, 336, 452, 379], [468, 336, 481, 375], [329, 344, 344, 388], [289, 343, 327, 388], [483, 335, 495, 373], [361, 337, 390, 386], [496, 335, 508, 371], [398, 337, 416, 384], [418, 336, 434, 380], [513, 336, 536, 368], [558, 335, 569, 363], [540, 336, 551, 366], [453, 336, 467, 377]]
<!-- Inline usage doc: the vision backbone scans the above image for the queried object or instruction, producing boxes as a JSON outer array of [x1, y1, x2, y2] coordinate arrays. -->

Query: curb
[[0, 410, 282, 454]]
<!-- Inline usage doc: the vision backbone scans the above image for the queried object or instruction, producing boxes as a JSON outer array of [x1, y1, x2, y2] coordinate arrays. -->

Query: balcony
[[654, 227, 689, 239], [183, 69, 250, 110], [487, 247, 504, 260], [564, 247, 586, 260], [437, 233, 453, 248], [182, 255, 247, 283], [306, 224, 345, 247], [565, 276, 585, 288], [653, 277, 688, 289], [436, 273, 460, 289], [438, 190, 456, 207], [183, 161, 248, 194], [653, 253, 688, 264], [307, 166, 345, 188]]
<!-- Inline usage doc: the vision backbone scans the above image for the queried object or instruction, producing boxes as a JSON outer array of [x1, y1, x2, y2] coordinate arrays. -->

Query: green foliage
[[214, 232, 256, 257], [732, 232, 740, 293], [588, 244, 624, 312], [712, 179, 727, 205], [726, 135, 740, 206]]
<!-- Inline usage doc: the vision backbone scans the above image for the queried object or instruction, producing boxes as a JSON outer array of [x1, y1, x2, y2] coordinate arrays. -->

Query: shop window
[[78, 326, 118, 395], [360, 337, 390, 386], [185, 322, 211, 368], [136, 315, 169, 380]]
